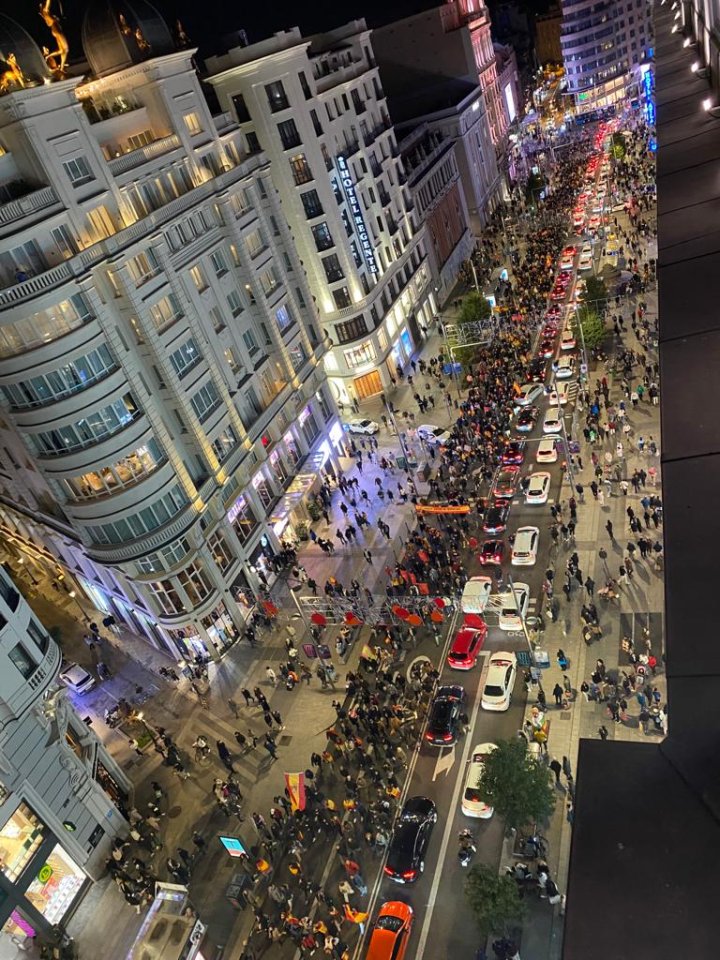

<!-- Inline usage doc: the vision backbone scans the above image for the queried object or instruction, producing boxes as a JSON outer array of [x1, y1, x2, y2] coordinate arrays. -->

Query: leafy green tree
[[458, 291, 492, 327], [478, 737, 556, 834], [611, 132, 626, 160], [573, 305, 607, 351], [464, 863, 525, 938], [581, 274, 608, 314]]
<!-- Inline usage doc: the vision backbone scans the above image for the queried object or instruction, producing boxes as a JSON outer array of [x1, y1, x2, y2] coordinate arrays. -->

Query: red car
[[545, 305, 562, 321], [501, 440, 526, 464], [479, 538, 505, 565], [538, 339, 555, 358], [447, 625, 487, 670], [366, 901, 414, 960]]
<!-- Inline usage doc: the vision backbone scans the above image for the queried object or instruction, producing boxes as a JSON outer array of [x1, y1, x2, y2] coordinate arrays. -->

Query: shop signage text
[[337, 156, 379, 275]]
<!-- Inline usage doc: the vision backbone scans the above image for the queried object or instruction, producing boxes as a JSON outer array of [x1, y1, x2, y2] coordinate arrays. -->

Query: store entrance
[[353, 370, 382, 399]]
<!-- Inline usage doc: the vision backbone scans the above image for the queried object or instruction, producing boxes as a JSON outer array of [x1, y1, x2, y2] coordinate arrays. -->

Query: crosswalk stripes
[[183, 707, 266, 786]]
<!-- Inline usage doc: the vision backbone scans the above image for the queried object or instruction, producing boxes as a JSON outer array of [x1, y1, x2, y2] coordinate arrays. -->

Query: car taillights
[[402, 869, 417, 880]]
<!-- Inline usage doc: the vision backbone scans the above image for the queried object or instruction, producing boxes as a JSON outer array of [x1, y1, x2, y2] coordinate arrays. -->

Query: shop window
[[24, 845, 85, 923], [0, 804, 45, 880]]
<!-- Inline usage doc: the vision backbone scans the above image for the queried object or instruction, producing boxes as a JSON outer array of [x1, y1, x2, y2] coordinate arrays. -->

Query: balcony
[[108, 134, 181, 175], [0, 185, 61, 228], [86, 505, 198, 563]]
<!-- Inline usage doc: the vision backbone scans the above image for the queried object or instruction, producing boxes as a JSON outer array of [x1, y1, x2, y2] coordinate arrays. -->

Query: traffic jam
[[363, 122, 618, 959]]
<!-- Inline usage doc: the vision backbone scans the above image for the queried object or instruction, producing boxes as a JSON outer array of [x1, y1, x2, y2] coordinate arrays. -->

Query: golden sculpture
[[118, 13, 133, 38], [134, 27, 151, 52], [39, 0, 69, 75], [176, 20, 190, 47], [0, 53, 27, 94]]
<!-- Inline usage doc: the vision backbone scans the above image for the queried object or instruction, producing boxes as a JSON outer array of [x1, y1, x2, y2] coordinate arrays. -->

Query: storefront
[[0, 803, 89, 951], [352, 369, 382, 398], [199, 601, 240, 653]]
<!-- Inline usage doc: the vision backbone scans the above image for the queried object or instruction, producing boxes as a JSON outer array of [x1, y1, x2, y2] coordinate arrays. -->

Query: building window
[[228, 495, 258, 544], [191, 381, 221, 422], [310, 109, 323, 136], [277, 118, 302, 150], [0, 804, 45, 880], [316, 387, 332, 420], [232, 92, 251, 122], [27, 619, 49, 653], [275, 304, 293, 332], [177, 561, 213, 606], [224, 348, 239, 373], [246, 386, 263, 416], [295, 286, 306, 308], [65, 439, 165, 500], [183, 112, 203, 135], [127, 249, 160, 286], [253, 471, 275, 508], [301, 190, 323, 219], [190, 265, 208, 291], [210, 250, 228, 277], [312, 222, 334, 252], [169, 338, 202, 378], [344, 341, 376, 368], [298, 71, 312, 100], [31, 393, 140, 456], [259, 267, 280, 296], [289, 154, 313, 186], [9, 642, 36, 679], [243, 329, 259, 355], [269, 449, 288, 485], [265, 80, 289, 112], [244, 229, 266, 259], [332, 287, 352, 310], [323, 254, 345, 284], [1, 343, 117, 410], [299, 406, 320, 445], [289, 342, 307, 372], [62, 156, 94, 186], [149, 580, 184, 615], [209, 306, 225, 333], [335, 315, 367, 343], [211, 425, 239, 462], [208, 530, 234, 572], [227, 289, 244, 316]]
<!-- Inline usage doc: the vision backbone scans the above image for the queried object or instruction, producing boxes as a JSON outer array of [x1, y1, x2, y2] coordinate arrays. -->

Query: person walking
[[266, 666, 277, 686], [217, 740, 233, 770], [241, 688, 254, 707], [584, 576, 595, 598], [552, 683, 563, 707], [264, 734, 278, 760], [606, 520, 614, 540], [598, 725, 609, 741], [549, 757, 562, 786], [363, 549, 373, 564], [228, 698, 240, 719]]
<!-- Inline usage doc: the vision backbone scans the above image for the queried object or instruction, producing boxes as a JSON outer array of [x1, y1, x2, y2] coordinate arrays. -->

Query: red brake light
[[424, 731, 433, 741], [443, 732, 453, 741], [402, 870, 417, 879], [384, 866, 394, 876]]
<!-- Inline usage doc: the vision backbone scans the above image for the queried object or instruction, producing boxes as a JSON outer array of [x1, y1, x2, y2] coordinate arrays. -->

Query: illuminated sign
[[336, 156, 379, 275], [219, 835, 247, 858]]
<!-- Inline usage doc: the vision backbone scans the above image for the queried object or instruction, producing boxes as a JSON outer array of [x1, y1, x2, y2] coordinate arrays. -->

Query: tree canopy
[[573, 305, 606, 351], [458, 291, 492, 328], [478, 736, 556, 834], [581, 274, 609, 313], [464, 863, 525, 937]]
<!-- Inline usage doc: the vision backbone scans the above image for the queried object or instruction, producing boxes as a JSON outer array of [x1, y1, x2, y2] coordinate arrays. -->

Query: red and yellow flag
[[284, 771, 306, 812], [344, 904, 369, 924]]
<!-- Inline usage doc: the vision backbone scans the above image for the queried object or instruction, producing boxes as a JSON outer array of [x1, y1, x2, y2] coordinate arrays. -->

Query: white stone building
[[0, 4, 342, 661], [0, 566, 129, 951], [205, 20, 437, 405], [560, 0, 654, 113]]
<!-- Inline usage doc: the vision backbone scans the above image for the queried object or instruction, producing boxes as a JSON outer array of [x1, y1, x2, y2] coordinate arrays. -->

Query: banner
[[415, 502, 470, 515], [284, 771, 306, 812]]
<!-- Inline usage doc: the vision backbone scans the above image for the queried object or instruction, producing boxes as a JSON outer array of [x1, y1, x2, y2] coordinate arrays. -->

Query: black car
[[384, 796, 437, 883], [483, 503, 510, 535], [516, 406, 538, 432], [526, 359, 548, 383], [425, 684, 466, 745]]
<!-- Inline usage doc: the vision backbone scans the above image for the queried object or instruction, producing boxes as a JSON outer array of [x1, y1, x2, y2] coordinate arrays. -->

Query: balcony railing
[[0, 185, 61, 227], [107, 134, 181, 175]]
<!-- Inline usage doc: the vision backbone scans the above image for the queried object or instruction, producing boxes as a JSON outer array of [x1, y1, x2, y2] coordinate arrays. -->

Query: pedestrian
[[549, 758, 562, 785], [266, 666, 277, 686], [584, 576, 595, 598], [606, 520, 614, 540], [241, 688, 254, 707], [228, 698, 240, 719], [264, 735, 278, 760], [552, 683, 563, 707], [537, 686, 546, 709], [363, 549, 373, 564], [598, 725, 609, 741], [217, 740, 233, 770], [562, 674, 572, 697]]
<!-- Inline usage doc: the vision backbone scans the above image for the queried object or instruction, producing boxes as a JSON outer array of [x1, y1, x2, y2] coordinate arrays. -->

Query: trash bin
[[225, 872, 251, 909]]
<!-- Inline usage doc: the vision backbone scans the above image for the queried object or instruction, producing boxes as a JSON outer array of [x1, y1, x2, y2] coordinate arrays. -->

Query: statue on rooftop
[[0, 53, 27, 94], [39, 0, 69, 75]]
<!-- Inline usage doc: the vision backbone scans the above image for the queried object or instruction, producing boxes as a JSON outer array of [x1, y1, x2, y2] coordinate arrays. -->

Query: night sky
[[11, 0, 554, 67]]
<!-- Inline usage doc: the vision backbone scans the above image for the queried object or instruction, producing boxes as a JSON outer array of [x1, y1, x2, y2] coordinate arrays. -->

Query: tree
[[478, 737, 556, 834], [611, 131, 626, 160], [581, 274, 608, 314], [573, 305, 607, 351], [458, 291, 492, 328], [464, 863, 525, 938]]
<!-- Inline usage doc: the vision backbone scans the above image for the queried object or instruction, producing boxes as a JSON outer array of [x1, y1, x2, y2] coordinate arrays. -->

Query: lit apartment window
[[149, 293, 182, 333], [344, 341, 376, 368], [224, 348, 239, 372], [265, 80, 289, 112], [289, 154, 313, 186], [62, 156, 94, 186], [127, 249, 160, 286], [275, 304, 293, 332], [190, 265, 208, 291], [208, 529, 235, 571], [169, 338, 202, 378], [211, 426, 239, 464], [183, 113, 203, 135]]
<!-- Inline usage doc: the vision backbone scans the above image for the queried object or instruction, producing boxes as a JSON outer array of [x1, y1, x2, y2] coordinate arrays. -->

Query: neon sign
[[336, 156, 379, 275]]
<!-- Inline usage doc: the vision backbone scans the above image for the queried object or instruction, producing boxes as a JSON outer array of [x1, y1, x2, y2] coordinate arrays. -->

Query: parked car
[[461, 743, 498, 818], [384, 796, 437, 883], [481, 653, 518, 712], [345, 418, 380, 435], [59, 662, 96, 695]]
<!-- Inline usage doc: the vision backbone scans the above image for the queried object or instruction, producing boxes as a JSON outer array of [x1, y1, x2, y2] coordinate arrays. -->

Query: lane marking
[[432, 744, 457, 782]]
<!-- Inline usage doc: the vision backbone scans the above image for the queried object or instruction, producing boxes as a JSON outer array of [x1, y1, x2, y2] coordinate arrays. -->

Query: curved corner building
[[0, 566, 130, 948], [0, 3, 344, 661], [560, 0, 654, 113]]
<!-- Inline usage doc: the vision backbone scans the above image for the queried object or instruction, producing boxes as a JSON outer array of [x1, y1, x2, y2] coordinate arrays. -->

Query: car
[[543, 409, 562, 433], [497, 582, 530, 631], [538, 339, 555, 359], [515, 406, 538, 432], [578, 249, 593, 271], [550, 285, 567, 302], [461, 743, 498, 818], [545, 305, 562, 321], [511, 526, 539, 566], [59, 662, 96, 695], [384, 796, 437, 883], [559, 252, 575, 271], [525, 471, 551, 504], [345, 418, 380, 435], [483, 503, 510, 534], [560, 328, 576, 351], [526, 358, 548, 383], [460, 575, 493, 614], [550, 381, 572, 406], [537, 435, 560, 463], [492, 465, 520, 499], [501, 440, 526, 465], [481, 652, 518, 711], [366, 901, 414, 960], [516, 383, 544, 407], [417, 424, 451, 445], [589, 215, 601, 230], [448, 625, 487, 670], [556, 355, 576, 380], [425, 685, 466, 745], [478, 538, 505, 565], [573, 216, 585, 231]]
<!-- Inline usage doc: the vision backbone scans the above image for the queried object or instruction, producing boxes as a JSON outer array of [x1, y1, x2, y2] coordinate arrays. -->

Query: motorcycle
[[457, 829, 477, 867]]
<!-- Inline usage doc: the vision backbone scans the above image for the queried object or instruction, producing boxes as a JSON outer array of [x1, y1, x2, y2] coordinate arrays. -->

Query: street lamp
[[68, 590, 89, 624]]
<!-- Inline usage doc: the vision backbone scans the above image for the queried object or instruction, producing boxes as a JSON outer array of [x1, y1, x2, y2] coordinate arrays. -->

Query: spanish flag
[[284, 771, 306, 812], [344, 904, 369, 924]]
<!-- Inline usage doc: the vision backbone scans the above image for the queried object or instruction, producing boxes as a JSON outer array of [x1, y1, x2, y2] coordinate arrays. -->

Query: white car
[[462, 743, 498, 818], [511, 526, 539, 566], [59, 662, 96, 695], [536, 436, 559, 463], [345, 418, 379, 435], [543, 409, 562, 433], [460, 576, 493, 614], [498, 583, 530, 631], [549, 381, 572, 406], [559, 253, 575, 271], [578, 244, 593, 271], [481, 652, 518, 712], [560, 328, 576, 351], [417, 424, 451, 445], [555, 356, 575, 380], [525, 472, 551, 505], [516, 383, 544, 408]]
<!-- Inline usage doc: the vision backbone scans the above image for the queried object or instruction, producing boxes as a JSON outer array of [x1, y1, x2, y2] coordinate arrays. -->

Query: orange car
[[365, 901, 414, 960]]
